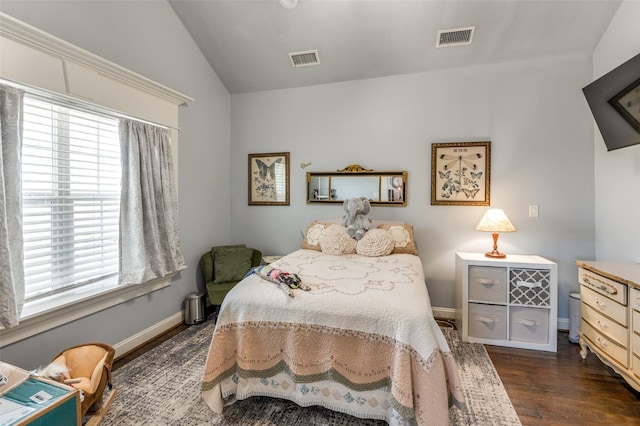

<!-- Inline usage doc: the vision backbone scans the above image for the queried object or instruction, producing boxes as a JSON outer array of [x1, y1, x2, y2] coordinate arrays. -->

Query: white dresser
[[455, 252, 558, 352], [576, 260, 640, 392]]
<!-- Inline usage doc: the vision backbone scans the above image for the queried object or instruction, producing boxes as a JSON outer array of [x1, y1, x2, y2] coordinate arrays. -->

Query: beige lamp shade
[[476, 208, 516, 258], [476, 208, 516, 233]]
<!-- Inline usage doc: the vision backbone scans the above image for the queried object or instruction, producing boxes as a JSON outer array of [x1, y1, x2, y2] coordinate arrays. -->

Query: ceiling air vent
[[289, 50, 320, 68], [436, 26, 475, 48]]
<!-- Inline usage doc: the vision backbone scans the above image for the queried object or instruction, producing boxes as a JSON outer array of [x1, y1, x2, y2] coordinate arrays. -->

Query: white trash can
[[184, 292, 205, 325], [568, 292, 580, 343]]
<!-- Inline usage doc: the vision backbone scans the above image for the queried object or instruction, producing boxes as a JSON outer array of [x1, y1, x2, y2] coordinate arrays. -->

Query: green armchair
[[200, 244, 262, 307]]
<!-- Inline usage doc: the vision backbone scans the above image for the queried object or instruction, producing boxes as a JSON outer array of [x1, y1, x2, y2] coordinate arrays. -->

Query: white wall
[[592, 0, 640, 262], [0, 1, 231, 368], [230, 53, 596, 318]]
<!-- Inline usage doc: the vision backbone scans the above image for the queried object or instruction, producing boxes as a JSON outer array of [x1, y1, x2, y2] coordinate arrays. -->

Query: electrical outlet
[[529, 204, 539, 218]]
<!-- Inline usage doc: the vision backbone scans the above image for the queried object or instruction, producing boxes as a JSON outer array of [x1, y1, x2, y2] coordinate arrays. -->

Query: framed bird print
[[431, 141, 490, 206], [248, 152, 290, 205]]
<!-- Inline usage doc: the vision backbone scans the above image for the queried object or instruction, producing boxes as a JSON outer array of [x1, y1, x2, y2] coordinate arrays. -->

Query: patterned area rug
[[100, 316, 520, 425]]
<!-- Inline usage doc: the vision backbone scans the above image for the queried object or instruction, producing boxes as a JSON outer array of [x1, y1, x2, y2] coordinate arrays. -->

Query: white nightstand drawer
[[582, 319, 628, 368], [509, 306, 549, 344], [468, 303, 507, 340], [468, 266, 507, 303], [633, 331, 640, 358], [582, 302, 628, 347], [579, 268, 627, 305], [581, 285, 627, 326]]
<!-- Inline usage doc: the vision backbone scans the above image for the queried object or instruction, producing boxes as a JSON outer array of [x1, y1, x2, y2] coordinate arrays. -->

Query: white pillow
[[377, 224, 419, 255], [301, 221, 333, 251], [356, 229, 395, 257], [319, 224, 357, 255]]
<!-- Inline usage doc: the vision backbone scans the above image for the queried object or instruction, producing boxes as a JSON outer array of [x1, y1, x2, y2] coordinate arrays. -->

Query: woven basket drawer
[[509, 306, 549, 344], [468, 266, 507, 303], [509, 268, 551, 306], [468, 303, 507, 340]]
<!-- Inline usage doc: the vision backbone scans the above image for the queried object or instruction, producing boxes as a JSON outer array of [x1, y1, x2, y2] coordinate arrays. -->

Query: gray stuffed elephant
[[343, 197, 372, 240]]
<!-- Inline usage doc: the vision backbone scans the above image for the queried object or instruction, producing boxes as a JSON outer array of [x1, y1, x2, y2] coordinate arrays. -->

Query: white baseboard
[[432, 307, 570, 332], [557, 317, 569, 332], [113, 311, 184, 358], [433, 307, 456, 320]]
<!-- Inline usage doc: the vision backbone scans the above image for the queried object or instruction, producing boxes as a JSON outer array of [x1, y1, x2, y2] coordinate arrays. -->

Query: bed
[[201, 222, 464, 425]]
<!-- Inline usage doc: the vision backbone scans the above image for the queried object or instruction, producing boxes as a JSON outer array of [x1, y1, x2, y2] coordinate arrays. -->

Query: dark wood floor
[[113, 323, 640, 424], [486, 331, 640, 425]]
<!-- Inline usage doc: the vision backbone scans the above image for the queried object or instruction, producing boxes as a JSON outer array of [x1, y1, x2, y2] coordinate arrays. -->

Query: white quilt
[[201, 249, 464, 425]]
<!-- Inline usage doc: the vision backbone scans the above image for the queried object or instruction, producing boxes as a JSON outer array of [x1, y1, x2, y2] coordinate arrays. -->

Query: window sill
[[0, 273, 175, 348]]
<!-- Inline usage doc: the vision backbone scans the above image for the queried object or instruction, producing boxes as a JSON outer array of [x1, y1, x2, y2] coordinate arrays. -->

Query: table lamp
[[476, 208, 516, 258]]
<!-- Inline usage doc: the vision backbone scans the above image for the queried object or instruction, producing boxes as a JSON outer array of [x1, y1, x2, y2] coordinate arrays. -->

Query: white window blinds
[[22, 95, 121, 301]]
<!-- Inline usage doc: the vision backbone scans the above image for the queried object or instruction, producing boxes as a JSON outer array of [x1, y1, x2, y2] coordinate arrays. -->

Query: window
[[22, 95, 121, 301]]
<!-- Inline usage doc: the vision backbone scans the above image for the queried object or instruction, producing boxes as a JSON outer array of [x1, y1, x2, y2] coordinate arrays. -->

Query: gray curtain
[[119, 119, 185, 285], [0, 84, 25, 329]]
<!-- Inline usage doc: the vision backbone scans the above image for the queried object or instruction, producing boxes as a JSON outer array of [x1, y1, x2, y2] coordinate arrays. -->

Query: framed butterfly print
[[430, 141, 490, 206], [248, 152, 290, 206]]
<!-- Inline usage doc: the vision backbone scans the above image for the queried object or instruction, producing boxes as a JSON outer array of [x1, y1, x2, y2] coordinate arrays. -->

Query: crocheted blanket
[[201, 249, 464, 425]]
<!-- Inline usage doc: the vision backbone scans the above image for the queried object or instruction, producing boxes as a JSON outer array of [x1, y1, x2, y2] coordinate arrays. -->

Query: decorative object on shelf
[[476, 208, 516, 258], [337, 164, 373, 173], [431, 141, 490, 206], [248, 152, 290, 206], [307, 165, 407, 206]]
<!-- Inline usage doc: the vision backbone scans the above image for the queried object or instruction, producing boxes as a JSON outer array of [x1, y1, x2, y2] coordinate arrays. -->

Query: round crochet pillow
[[319, 224, 357, 255], [356, 229, 395, 257]]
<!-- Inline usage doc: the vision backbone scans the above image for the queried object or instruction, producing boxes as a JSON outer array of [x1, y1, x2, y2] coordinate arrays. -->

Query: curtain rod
[[0, 78, 180, 132]]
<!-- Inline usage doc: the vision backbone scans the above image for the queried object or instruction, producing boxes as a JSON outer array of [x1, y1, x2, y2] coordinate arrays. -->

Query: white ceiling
[[168, 0, 622, 94]]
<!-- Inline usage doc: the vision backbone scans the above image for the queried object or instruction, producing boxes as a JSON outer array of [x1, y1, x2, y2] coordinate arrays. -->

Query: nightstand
[[455, 252, 558, 352]]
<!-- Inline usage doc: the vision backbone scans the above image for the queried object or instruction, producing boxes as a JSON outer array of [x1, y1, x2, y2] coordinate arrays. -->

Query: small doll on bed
[[246, 265, 311, 297]]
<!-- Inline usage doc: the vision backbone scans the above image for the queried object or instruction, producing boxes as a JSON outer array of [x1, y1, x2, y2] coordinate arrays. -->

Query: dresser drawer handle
[[595, 319, 609, 330], [477, 278, 499, 286], [516, 319, 540, 327], [594, 298, 607, 310], [516, 280, 541, 289], [595, 336, 608, 348], [583, 275, 618, 296], [475, 316, 497, 324]]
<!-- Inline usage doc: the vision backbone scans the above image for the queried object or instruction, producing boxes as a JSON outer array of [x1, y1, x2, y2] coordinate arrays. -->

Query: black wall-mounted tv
[[582, 52, 640, 151]]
